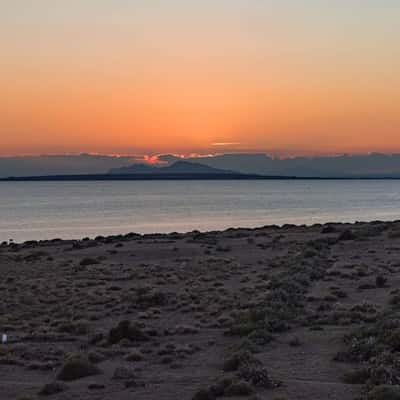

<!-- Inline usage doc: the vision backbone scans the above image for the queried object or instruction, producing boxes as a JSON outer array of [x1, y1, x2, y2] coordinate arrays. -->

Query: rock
[[112, 366, 135, 380], [192, 388, 216, 400], [368, 385, 400, 400], [88, 351, 107, 364], [39, 382, 68, 396], [343, 368, 369, 384], [223, 351, 260, 372], [376, 275, 387, 288], [57, 354, 101, 381], [88, 383, 105, 390], [175, 324, 199, 335], [125, 349, 144, 362], [224, 380, 254, 396], [322, 225, 337, 234], [79, 258, 100, 266], [239, 365, 274, 388], [108, 320, 148, 344], [337, 230, 356, 241]]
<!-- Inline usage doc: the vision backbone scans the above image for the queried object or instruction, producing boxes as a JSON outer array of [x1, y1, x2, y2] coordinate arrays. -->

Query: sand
[[1, 221, 400, 400]]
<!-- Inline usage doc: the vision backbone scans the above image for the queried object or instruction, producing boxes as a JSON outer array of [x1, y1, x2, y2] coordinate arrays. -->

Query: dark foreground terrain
[[1, 221, 400, 400]]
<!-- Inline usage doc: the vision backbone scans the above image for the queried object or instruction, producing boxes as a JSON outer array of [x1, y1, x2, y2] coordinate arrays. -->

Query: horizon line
[[2, 150, 400, 160]]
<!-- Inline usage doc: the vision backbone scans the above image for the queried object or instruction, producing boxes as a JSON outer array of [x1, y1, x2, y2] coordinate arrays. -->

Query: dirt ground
[[1, 221, 400, 400]]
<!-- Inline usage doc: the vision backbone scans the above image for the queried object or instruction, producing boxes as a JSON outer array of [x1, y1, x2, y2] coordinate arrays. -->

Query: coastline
[[3, 174, 400, 181], [1, 219, 399, 245], [1, 220, 400, 399]]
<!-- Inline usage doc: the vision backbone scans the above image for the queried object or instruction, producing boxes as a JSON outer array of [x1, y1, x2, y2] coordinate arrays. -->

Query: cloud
[[211, 142, 241, 147]]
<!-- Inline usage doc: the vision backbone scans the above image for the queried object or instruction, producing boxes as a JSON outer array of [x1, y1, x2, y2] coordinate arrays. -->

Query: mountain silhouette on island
[[4, 153, 400, 179], [0, 160, 249, 181], [109, 160, 237, 175], [157, 153, 400, 178]]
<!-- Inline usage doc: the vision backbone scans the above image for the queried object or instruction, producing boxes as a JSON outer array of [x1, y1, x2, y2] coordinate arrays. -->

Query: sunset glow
[[1, 1, 400, 156]]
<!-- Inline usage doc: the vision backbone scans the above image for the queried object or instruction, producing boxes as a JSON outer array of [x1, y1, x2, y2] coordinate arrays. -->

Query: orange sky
[[1, 1, 400, 156]]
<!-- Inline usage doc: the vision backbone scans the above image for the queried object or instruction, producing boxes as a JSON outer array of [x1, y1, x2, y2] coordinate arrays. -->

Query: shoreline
[[3, 174, 400, 181], [2, 219, 399, 246], [1, 220, 400, 399]]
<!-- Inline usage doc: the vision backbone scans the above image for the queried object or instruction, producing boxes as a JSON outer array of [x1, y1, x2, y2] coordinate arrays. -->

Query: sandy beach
[[1, 221, 400, 400]]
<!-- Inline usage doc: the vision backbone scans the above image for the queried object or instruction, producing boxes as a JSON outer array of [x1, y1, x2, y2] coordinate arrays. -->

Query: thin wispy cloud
[[211, 142, 242, 147]]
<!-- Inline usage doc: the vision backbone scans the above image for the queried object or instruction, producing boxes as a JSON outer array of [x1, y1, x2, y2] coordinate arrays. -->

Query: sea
[[0, 179, 399, 243]]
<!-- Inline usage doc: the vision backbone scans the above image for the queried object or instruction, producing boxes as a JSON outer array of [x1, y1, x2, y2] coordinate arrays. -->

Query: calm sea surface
[[0, 180, 400, 243]]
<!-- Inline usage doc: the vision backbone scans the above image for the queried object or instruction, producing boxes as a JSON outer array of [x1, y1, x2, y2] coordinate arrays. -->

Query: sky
[[1, 1, 400, 156]]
